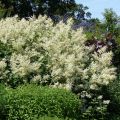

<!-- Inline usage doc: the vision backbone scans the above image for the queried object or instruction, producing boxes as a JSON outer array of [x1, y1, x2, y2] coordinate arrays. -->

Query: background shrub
[[0, 84, 8, 120], [6, 84, 81, 120], [36, 116, 73, 120], [107, 75, 120, 120]]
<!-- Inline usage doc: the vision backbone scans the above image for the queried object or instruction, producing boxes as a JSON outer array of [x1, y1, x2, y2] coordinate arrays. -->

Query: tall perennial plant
[[0, 15, 116, 89], [0, 16, 116, 118]]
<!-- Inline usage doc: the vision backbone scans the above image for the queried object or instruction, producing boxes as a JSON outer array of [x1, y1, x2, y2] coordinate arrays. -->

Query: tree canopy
[[103, 8, 120, 37], [0, 0, 91, 23]]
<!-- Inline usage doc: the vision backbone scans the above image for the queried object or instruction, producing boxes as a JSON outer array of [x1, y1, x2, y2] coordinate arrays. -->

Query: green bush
[[109, 115, 120, 120], [107, 75, 120, 120], [36, 116, 73, 120], [0, 84, 8, 120], [6, 84, 81, 120]]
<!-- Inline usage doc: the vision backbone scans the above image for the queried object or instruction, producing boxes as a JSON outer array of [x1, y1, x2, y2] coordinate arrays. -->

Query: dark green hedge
[[6, 84, 81, 120], [0, 84, 8, 120], [107, 76, 120, 120], [35, 116, 73, 120]]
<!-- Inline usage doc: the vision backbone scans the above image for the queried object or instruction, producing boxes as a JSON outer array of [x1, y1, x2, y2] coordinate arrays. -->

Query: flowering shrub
[[0, 15, 116, 88], [0, 16, 117, 119], [0, 16, 52, 86]]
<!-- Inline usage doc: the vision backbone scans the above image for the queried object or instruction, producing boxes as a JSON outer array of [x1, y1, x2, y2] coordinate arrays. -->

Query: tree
[[0, 0, 92, 24], [74, 4, 91, 22], [35, 0, 76, 22], [0, 0, 12, 18], [103, 8, 119, 37], [0, 0, 76, 20], [0, 0, 39, 18]]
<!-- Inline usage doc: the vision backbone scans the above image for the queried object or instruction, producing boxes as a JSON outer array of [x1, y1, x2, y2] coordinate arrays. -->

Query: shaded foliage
[[0, 0, 76, 19], [0, 0, 92, 23]]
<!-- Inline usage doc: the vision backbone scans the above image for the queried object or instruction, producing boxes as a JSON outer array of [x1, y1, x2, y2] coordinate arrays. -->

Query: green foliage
[[73, 4, 91, 23], [115, 35, 120, 67], [103, 8, 119, 37], [85, 9, 120, 41], [35, 0, 76, 16], [36, 116, 63, 120], [107, 76, 120, 120], [0, 16, 116, 120], [81, 96, 108, 120], [0, 0, 76, 19], [0, 84, 8, 120], [108, 115, 120, 120], [36, 116, 73, 120], [0, 0, 92, 23], [0, 9, 119, 120], [6, 84, 81, 120], [83, 9, 120, 120]]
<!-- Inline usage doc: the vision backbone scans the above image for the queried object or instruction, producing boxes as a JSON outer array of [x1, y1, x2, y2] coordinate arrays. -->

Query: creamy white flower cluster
[[88, 47, 116, 89], [0, 16, 53, 84], [0, 16, 116, 89]]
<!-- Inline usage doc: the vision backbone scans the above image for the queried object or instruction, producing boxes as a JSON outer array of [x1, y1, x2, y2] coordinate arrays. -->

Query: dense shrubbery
[[0, 84, 8, 120], [36, 116, 76, 120], [106, 75, 120, 120], [5, 84, 81, 120], [0, 16, 116, 88], [0, 16, 117, 119], [36, 116, 68, 120]]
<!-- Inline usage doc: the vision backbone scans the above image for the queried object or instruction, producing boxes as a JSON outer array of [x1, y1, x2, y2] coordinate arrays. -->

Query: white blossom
[[98, 95, 103, 100], [103, 100, 110, 105], [0, 16, 116, 89], [0, 60, 6, 70]]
